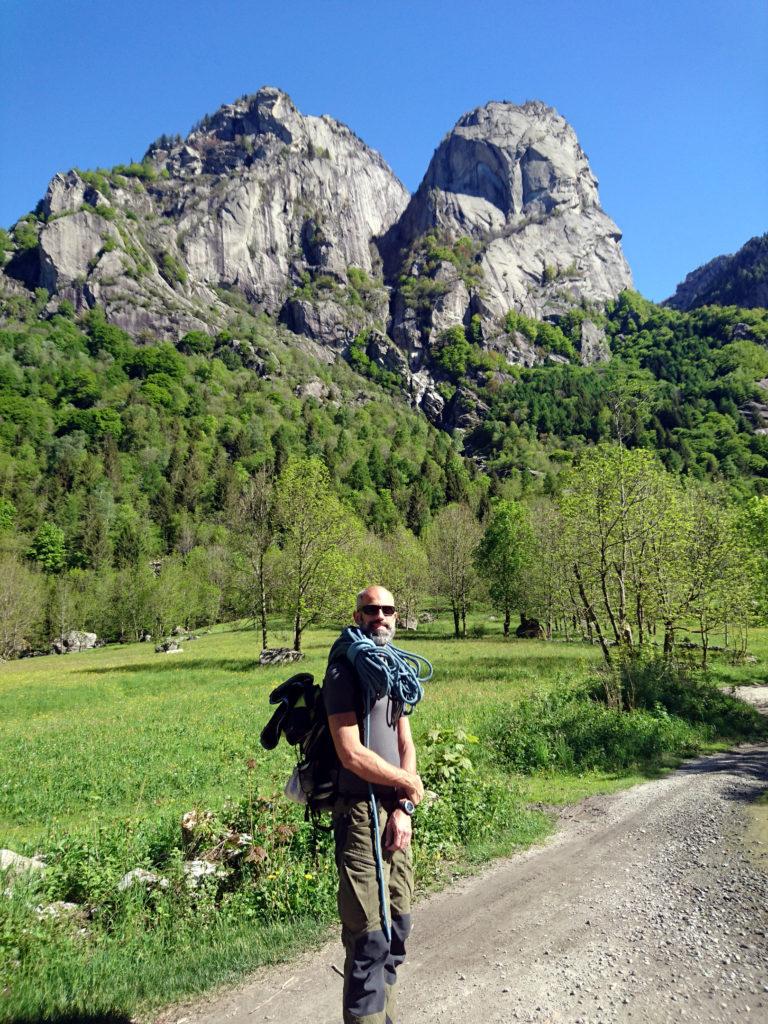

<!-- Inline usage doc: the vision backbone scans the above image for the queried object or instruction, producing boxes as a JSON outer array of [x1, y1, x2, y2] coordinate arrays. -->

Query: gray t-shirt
[[323, 656, 401, 798]]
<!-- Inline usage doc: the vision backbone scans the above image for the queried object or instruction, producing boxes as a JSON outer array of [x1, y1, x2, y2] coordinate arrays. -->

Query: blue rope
[[341, 626, 432, 709], [338, 627, 432, 944]]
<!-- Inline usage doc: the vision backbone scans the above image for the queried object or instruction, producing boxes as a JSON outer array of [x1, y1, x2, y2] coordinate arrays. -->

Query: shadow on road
[[676, 746, 768, 801]]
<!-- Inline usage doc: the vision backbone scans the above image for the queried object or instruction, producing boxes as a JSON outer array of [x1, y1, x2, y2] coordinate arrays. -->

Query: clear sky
[[1, 0, 766, 301]]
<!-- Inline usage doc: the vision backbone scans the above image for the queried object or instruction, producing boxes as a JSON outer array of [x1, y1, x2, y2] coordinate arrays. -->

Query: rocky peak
[[3, 87, 409, 341], [664, 234, 768, 311], [381, 98, 632, 343]]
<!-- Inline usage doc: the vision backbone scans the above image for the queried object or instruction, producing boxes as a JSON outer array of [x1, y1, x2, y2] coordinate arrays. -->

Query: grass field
[[1, 617, 766, 1020]]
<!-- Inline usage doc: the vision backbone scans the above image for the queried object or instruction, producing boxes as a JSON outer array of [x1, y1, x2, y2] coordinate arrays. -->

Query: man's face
[[354, 587, 397, 647]]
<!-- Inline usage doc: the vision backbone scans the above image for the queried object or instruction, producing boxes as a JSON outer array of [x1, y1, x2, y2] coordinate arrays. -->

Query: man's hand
[[384, 808, 412, 852], [400, 772, 424, 806]]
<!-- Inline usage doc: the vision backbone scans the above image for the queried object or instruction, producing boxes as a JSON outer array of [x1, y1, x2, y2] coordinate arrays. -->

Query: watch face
[[400, 799, 415, 815]]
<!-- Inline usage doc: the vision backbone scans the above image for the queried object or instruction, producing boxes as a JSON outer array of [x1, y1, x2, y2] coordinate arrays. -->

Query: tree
[[476, 499, 533, 637], [559, 444, 671, 666], [375, 526, 429, 628], [425, 504, 482, 638], [28, 521, 67, 573], [232, 468, 276, 650], [275, 457, 362, 651], [0, 554, 43, 659]]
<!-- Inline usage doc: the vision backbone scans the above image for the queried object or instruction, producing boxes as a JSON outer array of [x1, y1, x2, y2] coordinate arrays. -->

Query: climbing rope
[[338, 625, 433, 708], [335, 626, 432, 943]]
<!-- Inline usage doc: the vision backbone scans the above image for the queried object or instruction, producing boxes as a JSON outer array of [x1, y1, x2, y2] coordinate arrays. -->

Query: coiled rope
[[336, 626, 432, 942]]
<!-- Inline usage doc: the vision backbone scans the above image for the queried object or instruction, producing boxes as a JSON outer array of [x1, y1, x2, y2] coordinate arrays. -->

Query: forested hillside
[[455, 294, 768, 494]]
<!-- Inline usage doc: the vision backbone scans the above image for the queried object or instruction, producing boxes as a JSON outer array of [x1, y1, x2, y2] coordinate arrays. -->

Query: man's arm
[[327, 711, 424, 804], [396, 713, 417, 776]]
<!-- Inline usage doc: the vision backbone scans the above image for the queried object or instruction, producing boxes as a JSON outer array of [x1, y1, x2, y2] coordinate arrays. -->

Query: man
[[324, 585, 425, 1024]]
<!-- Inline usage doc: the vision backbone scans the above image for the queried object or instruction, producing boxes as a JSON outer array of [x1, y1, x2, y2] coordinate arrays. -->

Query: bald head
[[353, 585, 397, 646]]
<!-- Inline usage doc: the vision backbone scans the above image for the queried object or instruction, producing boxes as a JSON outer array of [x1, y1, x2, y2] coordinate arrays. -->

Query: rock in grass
[[51, 630, 98, 655], [155, 639, 183, 653], [183, 860, 228, 886], [117, 867, 169, 892], [0, 848, 46, 878], [35, 900, 90, 924], [259, 648, 304, 665]]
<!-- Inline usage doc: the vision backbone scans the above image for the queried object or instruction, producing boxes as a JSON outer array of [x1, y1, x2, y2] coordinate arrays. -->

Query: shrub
[[603, 652, 768, 739], [485, 684, 702, 773]]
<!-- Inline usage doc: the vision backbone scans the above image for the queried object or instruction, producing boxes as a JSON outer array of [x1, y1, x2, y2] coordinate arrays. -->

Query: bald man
[[324, 585, 424, 1024]]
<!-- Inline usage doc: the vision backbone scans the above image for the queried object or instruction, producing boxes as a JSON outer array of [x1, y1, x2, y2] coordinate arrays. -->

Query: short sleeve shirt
[[323, 657, 401, 798]]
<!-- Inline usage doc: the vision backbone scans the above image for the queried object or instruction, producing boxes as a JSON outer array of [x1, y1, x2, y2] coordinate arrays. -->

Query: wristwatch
[[397, 798, 415, 816]]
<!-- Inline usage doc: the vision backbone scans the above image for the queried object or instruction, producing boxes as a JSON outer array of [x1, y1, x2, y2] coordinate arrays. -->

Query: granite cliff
[[2, 88, 633, 424]]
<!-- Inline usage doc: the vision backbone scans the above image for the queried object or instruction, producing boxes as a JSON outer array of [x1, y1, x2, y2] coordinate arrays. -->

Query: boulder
[[0, 851, 46, 876], [117, 868, 169, 892], [155, 639, 183, 653], [516, 615, 545, 639], [51, 630, 98, 655], [259, 648, 305, 665]]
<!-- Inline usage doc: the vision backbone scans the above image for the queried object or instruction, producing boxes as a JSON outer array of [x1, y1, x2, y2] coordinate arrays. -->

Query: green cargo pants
[[333, 797, 413, 1024]]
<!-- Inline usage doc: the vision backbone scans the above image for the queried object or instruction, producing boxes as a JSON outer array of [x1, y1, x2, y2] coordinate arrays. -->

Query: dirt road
[[168, 690, 768, 1024]]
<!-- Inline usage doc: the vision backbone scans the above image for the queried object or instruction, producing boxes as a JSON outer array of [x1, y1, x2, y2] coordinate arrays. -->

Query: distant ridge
[[664, 233, 768, 311]]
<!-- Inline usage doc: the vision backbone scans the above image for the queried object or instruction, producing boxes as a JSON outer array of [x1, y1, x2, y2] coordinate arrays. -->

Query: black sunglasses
[[359, 604, 396, 616]]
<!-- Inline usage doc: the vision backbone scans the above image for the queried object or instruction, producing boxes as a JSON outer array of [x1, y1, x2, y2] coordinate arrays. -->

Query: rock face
[[664, 234, 768, 311], [381, 100, 632, 335], [4, 87, 409, 343], [2, 90, 633, 428]]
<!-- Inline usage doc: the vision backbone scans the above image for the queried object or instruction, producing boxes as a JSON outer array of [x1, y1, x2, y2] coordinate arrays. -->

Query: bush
[[485, 684, 703, 773], [604, 652, 768, 739]]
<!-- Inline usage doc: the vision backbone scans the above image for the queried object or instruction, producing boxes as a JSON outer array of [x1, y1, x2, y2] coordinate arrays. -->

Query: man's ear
[[353, 609, 363, 626]]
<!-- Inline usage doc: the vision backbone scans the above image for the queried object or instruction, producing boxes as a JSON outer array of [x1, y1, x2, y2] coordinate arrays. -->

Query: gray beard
[[363, 624, 394, 647]]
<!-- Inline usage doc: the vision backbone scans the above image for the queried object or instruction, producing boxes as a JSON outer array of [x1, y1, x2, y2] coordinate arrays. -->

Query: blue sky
[[1, 0, 766, 301]]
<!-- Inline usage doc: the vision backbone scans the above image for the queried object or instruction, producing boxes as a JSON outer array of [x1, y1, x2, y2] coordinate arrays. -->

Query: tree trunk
[[452, 602, 460, 639], [503, 607, 510, 638], [574, 563, 612, 666], [293, 607, 302, 652], [259, 550, 268, 651], [663, 621, 674, 656]]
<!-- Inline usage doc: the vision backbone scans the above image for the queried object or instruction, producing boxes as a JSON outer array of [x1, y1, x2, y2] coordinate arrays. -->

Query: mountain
[[2, 90, 631, 382], [3, 88, 408, 346], [664, 233, 768, 311], [381, 99, 631, 341]]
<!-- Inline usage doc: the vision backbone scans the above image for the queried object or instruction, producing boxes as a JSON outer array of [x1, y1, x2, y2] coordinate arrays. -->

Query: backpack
[[259, 672, 339, 815]]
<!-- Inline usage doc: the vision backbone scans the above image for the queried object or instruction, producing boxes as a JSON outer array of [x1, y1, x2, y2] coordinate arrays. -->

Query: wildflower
[[304, 873, 314, 881]]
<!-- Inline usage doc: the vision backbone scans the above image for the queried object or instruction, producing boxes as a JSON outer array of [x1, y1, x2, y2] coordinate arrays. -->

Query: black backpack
[[260, 673, 339, 814]]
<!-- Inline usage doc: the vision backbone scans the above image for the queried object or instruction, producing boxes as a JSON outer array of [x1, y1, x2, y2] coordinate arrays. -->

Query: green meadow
[[1, 620, 766, 1020]]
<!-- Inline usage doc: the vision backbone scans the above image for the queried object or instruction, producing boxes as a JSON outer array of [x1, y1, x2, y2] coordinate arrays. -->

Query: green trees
[[425, 504, 482, 638], [551, 443, 761, 670], [28, 522, 67, 573], [476, 500, 532, 637], [0, 554, 43, 659], [275, 457, 362, 651]]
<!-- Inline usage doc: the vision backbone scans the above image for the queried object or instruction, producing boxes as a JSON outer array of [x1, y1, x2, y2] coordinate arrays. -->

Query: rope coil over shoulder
[[334, 626, 432, 943]]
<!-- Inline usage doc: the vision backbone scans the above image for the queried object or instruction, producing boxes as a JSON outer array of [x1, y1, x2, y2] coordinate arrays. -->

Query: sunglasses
[[359, 604, 396, 616]]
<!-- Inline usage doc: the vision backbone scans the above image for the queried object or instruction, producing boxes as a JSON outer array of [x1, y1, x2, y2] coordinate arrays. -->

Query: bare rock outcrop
[[664, 233, 768, 311], [4, 88, 409, 349], [380, 99, 632, 360]]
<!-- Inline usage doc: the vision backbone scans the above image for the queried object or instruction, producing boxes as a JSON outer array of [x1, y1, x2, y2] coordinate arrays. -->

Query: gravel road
[[167, 688, 768, 1024]]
